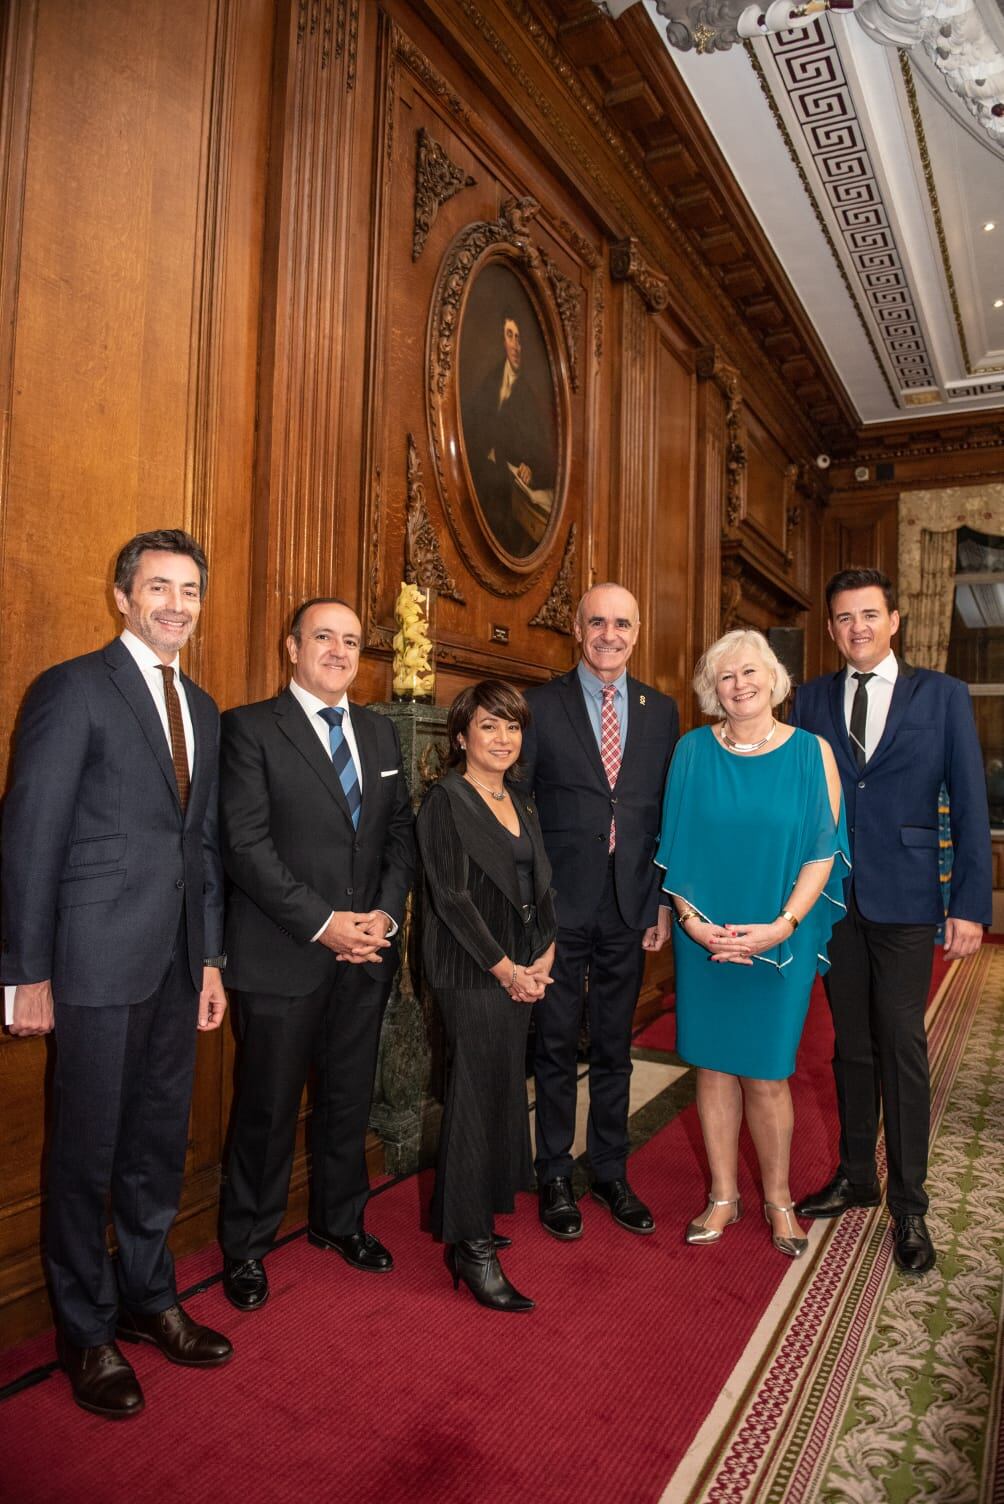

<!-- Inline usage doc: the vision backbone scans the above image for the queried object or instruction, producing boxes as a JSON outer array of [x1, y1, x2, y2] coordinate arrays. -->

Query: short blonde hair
[[693, 629, 791, 719]]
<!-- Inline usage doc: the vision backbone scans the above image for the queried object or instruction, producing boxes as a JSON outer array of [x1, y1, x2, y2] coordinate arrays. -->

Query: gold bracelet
[[779, 909, 799, 931], [677, 909, 700, 927]]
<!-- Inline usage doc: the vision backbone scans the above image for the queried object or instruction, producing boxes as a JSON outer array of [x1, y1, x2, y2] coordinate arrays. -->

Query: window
[[946, 526, 1004, 830]]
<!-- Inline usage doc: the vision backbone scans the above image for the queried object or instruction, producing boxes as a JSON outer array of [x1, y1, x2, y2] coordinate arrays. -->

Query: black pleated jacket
[[416, 770, 557, 991]]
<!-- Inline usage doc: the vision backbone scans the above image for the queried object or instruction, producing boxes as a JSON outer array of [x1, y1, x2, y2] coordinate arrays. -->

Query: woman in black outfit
[[417, 681, 556, 1312]]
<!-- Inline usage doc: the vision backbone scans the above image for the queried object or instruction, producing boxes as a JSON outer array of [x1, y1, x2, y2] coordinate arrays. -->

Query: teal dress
[[654, 726, 850, 1080]]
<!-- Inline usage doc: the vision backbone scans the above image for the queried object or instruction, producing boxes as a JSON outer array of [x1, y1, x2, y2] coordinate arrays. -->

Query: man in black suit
[[463, 310, 556, 558], [219, 598, 415, 1311], [793, 567, 991, 1274], [2, 529, 232, 1419], [522, 583, 678, 1238]]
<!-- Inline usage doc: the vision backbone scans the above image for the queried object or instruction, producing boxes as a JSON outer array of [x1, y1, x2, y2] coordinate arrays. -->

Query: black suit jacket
[[219, 688, 415, 996], [521, 669, 678, 931], [1, 637, 223, 1006], [416, 771, 556, 991]]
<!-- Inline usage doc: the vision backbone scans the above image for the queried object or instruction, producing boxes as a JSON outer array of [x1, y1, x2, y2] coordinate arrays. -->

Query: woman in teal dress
[[655, 629, 849, 1257]]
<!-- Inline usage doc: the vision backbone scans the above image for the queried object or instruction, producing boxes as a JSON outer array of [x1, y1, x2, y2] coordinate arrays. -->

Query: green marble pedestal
[[366, 700, 449, 1174]]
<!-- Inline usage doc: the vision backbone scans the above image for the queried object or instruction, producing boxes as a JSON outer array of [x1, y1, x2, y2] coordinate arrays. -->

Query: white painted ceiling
[[640, 0, 1004, 426]]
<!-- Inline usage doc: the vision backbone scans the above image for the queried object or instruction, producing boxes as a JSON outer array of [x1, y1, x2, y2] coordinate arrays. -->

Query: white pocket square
[[380, 768, 399, 778]]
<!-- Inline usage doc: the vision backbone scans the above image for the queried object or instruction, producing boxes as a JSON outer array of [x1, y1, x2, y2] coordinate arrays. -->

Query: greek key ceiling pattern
[[765, 20, 938, 396]]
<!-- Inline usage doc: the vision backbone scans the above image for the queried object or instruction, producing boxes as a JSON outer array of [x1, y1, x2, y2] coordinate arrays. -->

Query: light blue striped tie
[[318, 707, 361, 828]]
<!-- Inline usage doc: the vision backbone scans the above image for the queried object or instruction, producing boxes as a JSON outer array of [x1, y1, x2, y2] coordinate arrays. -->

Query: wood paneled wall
[[0, 0, 836, 1346]]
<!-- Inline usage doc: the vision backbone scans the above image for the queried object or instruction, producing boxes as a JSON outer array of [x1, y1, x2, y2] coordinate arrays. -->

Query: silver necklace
[[720, 719, 777, 753], [465, 770, 507, 802]]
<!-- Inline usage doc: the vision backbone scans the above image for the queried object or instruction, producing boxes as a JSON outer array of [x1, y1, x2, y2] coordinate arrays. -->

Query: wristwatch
[[203, 954, 228, 968]]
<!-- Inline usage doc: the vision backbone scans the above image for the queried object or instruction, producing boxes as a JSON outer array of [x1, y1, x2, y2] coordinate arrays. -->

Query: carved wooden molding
[[697, 346, 747, 530], [413, 127, 475, 261], [404, 433, 465, 602], [609, 236, 669, 313], [385, 20, 473, 166], [529, 523, 577, 634], [541, 248, 583, 392]]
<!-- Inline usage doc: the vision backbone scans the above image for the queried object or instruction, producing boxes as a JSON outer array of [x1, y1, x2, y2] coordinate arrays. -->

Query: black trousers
[[47, 930, 199, 1346], [533, 863, 646, 1185], [220, 964, 390, 1260], [824, 889, 936, 1217]]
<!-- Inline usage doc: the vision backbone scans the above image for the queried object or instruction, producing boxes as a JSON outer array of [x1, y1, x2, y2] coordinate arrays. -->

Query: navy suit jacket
[[521, 669, 678, 931], [219, 689, 415, 996], [1, 637, 224, 1006], [790, 660, 991, 926]]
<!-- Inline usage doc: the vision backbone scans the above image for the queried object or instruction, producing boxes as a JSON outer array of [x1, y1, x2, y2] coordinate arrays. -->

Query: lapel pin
[[639, 694, 646, 706]]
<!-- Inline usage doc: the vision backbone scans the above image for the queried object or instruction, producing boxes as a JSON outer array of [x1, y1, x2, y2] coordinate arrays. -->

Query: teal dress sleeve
[[654, 732, 707, 913], [794, 738, 851, 974]]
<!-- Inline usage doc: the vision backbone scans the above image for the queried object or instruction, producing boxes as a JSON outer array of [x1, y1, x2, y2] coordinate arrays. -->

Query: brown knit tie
[[159, 665, 190, 813]]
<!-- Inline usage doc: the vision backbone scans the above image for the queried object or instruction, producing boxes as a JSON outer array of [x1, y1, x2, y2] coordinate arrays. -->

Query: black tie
[[849, 671, 874, 771]]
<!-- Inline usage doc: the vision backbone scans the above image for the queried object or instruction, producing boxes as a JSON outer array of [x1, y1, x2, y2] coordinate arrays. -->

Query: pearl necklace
[[720, 719, 777, 753], [465, 771, 507, 802]]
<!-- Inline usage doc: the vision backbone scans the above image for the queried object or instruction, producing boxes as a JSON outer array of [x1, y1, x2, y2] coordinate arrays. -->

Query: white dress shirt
[[842, 650, 898, 763], [287, 679, 397, 942], [119, 629, 195, 774], [288, 679, 363, 790]]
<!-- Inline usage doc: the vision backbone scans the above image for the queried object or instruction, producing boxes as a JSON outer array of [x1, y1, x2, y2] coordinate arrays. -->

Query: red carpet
[[0, 959, 953, 1504], [633, 996, 676, 1052]]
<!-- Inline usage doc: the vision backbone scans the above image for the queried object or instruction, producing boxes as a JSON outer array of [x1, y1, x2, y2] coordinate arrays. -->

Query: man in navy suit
[[522, 584, 678, 1239], [2, 530, 232, 1418], [792, 567, 991, 1273], [218, 599, 414, 1312]]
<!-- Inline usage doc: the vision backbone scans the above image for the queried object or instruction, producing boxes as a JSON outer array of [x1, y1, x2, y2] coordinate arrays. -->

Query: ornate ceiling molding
[[898, 52, 1004, 378], [761, 20, 939, 398]]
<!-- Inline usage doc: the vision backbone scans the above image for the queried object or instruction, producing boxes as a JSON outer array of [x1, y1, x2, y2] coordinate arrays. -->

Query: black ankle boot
[[448, 1239, 534, 1312]]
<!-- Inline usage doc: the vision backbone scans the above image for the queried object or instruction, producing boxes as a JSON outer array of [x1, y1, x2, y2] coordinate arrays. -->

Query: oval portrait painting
[[459, 260, 562, 562]]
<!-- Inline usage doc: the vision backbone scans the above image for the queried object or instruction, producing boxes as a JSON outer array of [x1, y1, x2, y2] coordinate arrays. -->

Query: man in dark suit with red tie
[[792, 568, 991, 1274], [2, 530, 232, 1419], [521, 583, 678, 1240], [218, 598, 414, 1312]]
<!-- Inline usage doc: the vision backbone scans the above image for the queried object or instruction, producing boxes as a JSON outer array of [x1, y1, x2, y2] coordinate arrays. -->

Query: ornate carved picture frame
[[427, 198, 573, 596]]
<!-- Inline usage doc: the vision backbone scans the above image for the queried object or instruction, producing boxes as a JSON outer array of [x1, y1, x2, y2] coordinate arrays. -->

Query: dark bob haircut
[[446, 680, 531, 771], [825, 567, 897, 616]]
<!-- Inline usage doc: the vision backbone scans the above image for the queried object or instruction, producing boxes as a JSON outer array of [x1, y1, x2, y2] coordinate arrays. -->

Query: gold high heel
[[764, 1201, 808, 1258], [685, 1196, 743, 1245]]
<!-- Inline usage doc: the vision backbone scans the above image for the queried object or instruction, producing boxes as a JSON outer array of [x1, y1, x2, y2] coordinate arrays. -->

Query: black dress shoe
[[117, 1303, 233, 1366], [448, 1240, 534, 1312], [591, 1178, 655, 1234], [891, 1214, 936, 1275], [795, 1172, 881, 1220], [308, 1227, 394, 1273], [57, 1336, 144, 1420], [223, 1257, 269, 1312], [539, 1178, 583, 1241]]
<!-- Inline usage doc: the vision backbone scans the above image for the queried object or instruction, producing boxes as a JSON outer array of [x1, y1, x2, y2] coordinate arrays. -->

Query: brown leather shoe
[[57, 1336, 145, 1419], [117, 1303, 233, 1367]]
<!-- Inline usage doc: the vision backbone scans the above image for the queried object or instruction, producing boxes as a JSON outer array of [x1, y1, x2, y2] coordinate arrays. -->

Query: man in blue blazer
[[792, 567, 990, 1274], [522, 583, 678, 1239], [2, 530, 232, 1418]]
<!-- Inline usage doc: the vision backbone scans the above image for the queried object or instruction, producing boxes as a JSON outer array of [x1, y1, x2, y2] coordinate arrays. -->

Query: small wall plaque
[[491, 624, 510, 644]]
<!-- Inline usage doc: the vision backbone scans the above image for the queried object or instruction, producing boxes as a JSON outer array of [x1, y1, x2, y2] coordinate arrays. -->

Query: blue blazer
[[790, 660, 991, 926], [521, 669, 678, 931], [1, 638, 224, 1006]]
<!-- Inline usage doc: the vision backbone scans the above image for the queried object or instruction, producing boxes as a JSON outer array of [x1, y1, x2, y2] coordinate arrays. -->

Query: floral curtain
[[899, 484, 1004, 672]]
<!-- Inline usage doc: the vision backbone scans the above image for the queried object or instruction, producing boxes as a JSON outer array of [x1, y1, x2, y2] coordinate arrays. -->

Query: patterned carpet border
[[663, 947, 1000, 1504]]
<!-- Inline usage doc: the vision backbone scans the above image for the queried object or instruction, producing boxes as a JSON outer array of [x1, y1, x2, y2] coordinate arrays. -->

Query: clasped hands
[[492, 943, 555, 1004], [318, 910, 393, 964], [690, 916, 793, 966]]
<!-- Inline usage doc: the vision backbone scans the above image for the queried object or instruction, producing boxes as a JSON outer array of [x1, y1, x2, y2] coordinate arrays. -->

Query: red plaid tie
[[600, 683, 621, 852]]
